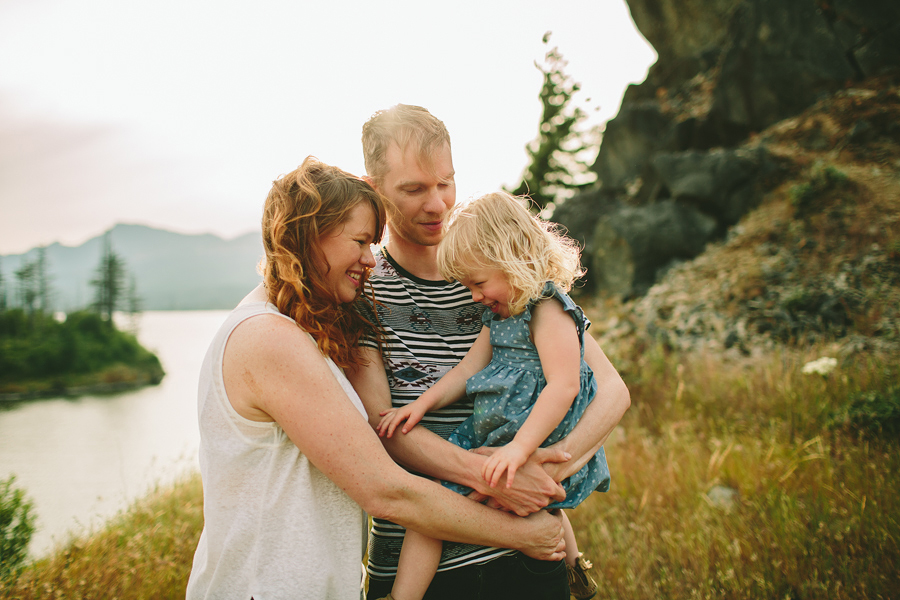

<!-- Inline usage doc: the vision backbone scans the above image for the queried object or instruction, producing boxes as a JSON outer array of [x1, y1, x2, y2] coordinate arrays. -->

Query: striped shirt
[[361, 249, 515, 580]]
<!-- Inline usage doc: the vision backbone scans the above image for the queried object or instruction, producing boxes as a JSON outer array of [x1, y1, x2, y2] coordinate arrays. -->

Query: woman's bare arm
[[223, 314, 565, 556], [346, 346, 568, 516]]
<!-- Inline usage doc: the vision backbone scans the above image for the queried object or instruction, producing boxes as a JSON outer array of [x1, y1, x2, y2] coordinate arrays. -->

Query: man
[[348, 104, 630, 600]]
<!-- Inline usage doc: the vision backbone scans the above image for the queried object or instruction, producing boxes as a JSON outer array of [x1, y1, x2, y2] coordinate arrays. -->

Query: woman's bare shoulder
[[228, 312, 316, 365]]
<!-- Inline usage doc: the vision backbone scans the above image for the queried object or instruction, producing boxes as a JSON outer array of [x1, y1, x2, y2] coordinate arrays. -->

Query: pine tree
[[125, 274, 143, 334], [507, 32, 600, 212], [34, 247, 52, 314], [0, 256, 6, 311], [14, 259, 38, 315], [12, 248, 53, 316], [91, 234, 126, 322]]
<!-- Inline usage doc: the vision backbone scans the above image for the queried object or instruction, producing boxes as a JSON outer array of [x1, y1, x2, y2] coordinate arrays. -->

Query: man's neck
[[385, 237, 443, 281]]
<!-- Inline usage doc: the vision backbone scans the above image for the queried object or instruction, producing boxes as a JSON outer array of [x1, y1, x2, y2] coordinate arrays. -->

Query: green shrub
[[830, 385, 900, 437], [790, 162, 850, 217], [0, 475, 36, 581]]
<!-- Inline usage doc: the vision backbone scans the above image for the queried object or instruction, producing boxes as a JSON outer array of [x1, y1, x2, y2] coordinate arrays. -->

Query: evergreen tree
[[91, 234, 126, 322], [34, 247, 52, 314], [0, 256, 6, 311], [507, 32, 600, 212], [14, 259, 38, 315], [125, 274, 143, 334], [11, 249, 53, 316]]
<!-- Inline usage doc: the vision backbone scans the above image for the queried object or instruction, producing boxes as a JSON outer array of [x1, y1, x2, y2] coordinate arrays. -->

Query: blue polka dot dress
[[444, 282, 610, 509]]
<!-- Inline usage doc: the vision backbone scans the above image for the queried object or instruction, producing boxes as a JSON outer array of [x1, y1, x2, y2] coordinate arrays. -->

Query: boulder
[[551, 189, 621, 277], [589, 200, 718, 297], [592, 101, 674, 194], [625, 0, 738, 89], [708, 0, 859, 144], [651, 146, 774, 226], [829, 1, 900, 76]]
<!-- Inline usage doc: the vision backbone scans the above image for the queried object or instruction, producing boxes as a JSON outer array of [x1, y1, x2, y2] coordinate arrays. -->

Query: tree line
[[0, 235, 161, 389], [0, 234, 140, 322]]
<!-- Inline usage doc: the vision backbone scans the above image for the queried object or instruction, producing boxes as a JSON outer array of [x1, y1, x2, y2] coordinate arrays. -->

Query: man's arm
[[540, 334, 630, 482], [346, 347, 567, 516]]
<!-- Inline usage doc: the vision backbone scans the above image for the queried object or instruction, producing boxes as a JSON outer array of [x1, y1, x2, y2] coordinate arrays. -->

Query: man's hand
[[531, 446, 574, 483], [470, 446, 570, 515]]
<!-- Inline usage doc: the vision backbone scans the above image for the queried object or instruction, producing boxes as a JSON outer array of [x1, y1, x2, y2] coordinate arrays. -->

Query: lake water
[[0, 310, 231, 558]]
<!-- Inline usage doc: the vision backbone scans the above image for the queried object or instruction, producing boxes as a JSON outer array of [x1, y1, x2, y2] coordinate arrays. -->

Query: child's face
[[459, 267, 514, 319]]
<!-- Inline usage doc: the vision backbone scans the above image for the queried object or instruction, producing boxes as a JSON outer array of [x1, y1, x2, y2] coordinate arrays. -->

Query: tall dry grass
[[1, 346, 897, 599], [0, 475, 202, 599], [568, 345, 899, 599]]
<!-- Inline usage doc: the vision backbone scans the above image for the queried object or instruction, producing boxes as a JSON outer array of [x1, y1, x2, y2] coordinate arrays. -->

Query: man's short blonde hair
[[362, 104, 451, 185]]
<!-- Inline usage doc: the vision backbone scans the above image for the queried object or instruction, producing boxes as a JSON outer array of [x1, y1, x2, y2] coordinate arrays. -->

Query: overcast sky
[[0, 0, 656, 255]]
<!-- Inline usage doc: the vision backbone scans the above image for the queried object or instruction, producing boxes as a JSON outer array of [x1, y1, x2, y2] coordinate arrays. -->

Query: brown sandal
[[567, 553, 598, 600]]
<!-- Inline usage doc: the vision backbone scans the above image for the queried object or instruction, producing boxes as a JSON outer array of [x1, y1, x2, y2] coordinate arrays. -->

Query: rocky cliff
[[587, 73, 899, 358], [555, 0, 900, 299]]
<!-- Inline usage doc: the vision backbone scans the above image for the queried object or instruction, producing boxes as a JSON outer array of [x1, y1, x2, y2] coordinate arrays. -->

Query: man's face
[[377, 142, 455, 248]]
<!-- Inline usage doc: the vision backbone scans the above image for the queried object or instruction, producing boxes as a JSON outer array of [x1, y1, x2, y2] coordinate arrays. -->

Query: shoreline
[[0, 372, 163, 403]]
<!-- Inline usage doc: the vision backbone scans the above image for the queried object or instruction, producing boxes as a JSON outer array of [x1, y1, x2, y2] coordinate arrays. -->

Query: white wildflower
[[801, 356, 838, 376]]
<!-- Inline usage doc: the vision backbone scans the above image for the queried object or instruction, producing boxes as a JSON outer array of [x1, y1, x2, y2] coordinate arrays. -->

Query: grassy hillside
[[1, 76, 897, 599]]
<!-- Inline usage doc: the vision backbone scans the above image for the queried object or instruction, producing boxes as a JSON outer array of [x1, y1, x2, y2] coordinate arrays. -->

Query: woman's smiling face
[[319, 202, 378, 304]]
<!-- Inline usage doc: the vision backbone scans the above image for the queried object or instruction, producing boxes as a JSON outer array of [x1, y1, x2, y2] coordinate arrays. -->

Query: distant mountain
[[0, 224, 264, 310]]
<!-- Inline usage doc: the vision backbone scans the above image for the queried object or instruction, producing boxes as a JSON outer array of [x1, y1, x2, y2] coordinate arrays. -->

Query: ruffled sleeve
[[527, 282, 588, 343]]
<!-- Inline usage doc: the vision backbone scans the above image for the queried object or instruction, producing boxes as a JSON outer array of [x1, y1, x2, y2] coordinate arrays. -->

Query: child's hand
[[482, 441, 531, 488], [377, 403, 426, 438]]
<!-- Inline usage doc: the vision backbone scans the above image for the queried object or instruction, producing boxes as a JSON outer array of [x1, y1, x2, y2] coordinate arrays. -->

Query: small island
[[0, 238, 164, 401], [0, 309, 164, 401]]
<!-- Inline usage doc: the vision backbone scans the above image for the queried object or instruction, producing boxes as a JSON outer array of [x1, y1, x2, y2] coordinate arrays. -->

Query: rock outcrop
[[556, 0, 900, 297], [585, 74, 900, 358]]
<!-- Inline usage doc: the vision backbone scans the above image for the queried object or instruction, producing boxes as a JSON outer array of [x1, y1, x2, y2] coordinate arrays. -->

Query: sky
[[0, 0, 656, 256]]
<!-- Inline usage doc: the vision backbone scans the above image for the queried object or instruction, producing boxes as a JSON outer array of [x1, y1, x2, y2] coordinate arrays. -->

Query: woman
[[185, 157, 567, 599]]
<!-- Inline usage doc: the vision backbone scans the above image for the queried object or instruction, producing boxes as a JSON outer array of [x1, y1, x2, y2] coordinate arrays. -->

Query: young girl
[[376, 191, 610, 600]]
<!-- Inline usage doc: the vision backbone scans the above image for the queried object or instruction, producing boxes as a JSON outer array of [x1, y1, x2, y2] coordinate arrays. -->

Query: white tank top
[[186, 301, 367, 600]]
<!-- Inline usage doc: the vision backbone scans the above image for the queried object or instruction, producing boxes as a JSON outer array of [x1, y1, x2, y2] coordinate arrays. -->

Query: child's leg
[[391, 529, 443, 600], [561, 509, 599, 600], [561, 510, 580, 567]]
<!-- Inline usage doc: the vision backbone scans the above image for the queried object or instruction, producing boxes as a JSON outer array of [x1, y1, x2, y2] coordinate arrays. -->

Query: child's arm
[[377, 326, 493, 438], [482, 299, 581, 488], [538, 335, 629, 481]]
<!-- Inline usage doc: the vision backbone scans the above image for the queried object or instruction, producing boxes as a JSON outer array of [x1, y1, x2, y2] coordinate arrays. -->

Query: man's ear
[[363, 175, 378, 192]]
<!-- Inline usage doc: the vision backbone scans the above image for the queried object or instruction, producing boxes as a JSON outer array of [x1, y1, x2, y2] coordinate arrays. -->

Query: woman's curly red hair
[[261, 156, 386, 370]]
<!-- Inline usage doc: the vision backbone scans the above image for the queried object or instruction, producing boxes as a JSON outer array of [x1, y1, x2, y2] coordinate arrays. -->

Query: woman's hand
[[517, 509, 567, 562]]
